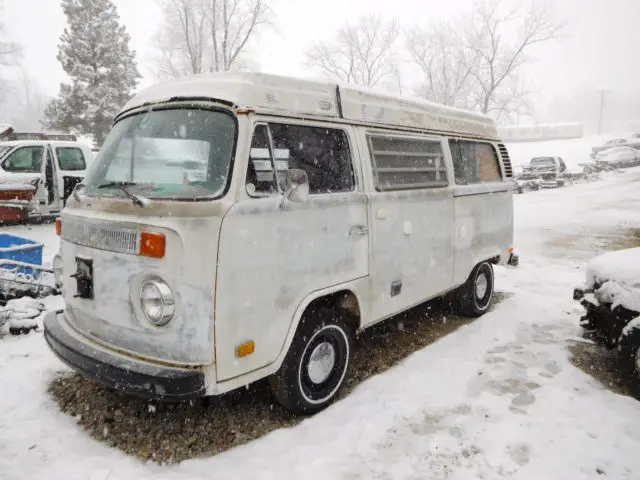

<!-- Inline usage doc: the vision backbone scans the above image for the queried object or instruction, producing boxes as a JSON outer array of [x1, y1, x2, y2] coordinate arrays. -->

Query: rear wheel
[[452, 262, 495, 317], [269, 307, 352, 414]]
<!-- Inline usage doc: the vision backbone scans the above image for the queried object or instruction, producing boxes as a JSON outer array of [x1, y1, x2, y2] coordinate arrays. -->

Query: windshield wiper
[[96, 181, 150, 208]]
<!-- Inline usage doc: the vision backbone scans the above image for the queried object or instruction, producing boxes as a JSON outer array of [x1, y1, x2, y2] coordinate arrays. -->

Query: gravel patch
[[545, 227, 640, 261], [48, 293, 509, 464], [569, 337, 640, 400]]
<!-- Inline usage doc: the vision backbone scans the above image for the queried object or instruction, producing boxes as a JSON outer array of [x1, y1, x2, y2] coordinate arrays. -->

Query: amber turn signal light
[[55, 218, 62, 236], [236, 341, 255, 358], [139, 232, 166, 258]]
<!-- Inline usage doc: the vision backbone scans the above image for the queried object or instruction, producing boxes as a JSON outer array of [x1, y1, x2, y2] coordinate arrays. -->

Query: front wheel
[[269, 307, 352, 414], [452, 262, 495, 317]]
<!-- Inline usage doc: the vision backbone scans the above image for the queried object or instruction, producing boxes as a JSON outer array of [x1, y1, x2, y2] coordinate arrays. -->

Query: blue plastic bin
[[0, 233, 44, 277]]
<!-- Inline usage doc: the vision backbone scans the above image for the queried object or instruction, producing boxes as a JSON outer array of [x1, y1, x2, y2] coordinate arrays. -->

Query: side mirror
[[282, 168, 309, 204]]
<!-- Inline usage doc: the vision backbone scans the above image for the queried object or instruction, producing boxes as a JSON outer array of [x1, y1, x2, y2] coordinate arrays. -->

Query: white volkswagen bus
[[44, 73, 517, 414]]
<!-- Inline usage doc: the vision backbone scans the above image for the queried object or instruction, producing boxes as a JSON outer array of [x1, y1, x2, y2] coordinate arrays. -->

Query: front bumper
[[44, 310, 206, 401]]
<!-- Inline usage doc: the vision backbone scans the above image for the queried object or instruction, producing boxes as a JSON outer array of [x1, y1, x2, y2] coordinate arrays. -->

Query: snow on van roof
[[120, 72, 498, 140]]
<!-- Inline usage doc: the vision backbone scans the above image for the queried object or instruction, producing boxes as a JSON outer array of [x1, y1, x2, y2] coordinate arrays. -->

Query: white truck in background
[[0, 128, 92, 218]]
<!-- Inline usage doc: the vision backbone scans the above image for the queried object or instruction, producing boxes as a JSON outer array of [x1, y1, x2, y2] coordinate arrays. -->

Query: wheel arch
[[212, 281, 365, 395]]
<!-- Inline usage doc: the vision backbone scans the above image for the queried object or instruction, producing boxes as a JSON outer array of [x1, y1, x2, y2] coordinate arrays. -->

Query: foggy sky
[[1, 0, 639, 126]]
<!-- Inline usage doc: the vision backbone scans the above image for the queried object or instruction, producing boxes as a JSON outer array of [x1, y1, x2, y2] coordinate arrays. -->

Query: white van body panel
[[452, 183, 513, 284], [214, 120, 369, 381], [365, 187, 455, 324], [215, 193, 370, 380], [355, 130, 456, 324]]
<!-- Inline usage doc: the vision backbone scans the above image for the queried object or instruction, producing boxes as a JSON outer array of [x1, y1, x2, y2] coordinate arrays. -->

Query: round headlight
[[140, 280, 175, 326], [53, 254, 63, 287]]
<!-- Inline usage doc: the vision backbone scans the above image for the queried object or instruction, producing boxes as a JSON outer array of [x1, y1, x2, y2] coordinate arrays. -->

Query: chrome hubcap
[[307, 341, 336, 384], [475, 272, 488, 299]]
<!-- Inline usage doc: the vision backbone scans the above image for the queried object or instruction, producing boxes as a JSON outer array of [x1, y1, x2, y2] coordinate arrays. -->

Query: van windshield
[[83, 108, 236, 200]]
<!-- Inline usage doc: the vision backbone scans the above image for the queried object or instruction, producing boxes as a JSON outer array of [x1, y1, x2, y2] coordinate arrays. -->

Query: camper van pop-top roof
[[118, 72, 498, 140]]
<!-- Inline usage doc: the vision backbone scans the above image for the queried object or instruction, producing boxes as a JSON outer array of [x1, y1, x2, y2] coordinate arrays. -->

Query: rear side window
[[1, 146, 44, 173], [367, 134, 448, 191], [56, 147, 86, 171], [449, 140, 502, 185], [246, 123, 355, 196]]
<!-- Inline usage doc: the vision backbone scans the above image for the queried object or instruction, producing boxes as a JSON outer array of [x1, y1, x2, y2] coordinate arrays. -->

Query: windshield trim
[[86, 104, 239, 203]]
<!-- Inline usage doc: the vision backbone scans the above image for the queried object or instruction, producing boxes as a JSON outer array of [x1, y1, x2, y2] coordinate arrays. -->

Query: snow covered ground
[[2, 165, 640, 480]]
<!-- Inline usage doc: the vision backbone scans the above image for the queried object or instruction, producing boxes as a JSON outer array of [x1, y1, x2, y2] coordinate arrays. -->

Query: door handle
[[349, 225, 369, 236]]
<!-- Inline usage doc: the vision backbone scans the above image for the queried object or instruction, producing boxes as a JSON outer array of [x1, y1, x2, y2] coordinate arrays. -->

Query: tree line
[[0, 0, 561, 146]]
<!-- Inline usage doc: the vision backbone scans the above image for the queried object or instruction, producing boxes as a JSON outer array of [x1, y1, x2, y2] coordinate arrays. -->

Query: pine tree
[[44, 0, 141, 145]]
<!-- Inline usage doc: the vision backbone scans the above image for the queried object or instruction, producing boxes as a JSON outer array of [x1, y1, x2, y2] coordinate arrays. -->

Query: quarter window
[[1, 146, 44, 173], [56, 147, 87, 171], [449, 140, 502, 185], [246, 123, 355, 196], [367, 134, 448, 191]]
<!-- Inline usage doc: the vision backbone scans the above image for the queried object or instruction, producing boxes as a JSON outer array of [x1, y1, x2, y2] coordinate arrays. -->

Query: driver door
[[44, 145, 61, 212]]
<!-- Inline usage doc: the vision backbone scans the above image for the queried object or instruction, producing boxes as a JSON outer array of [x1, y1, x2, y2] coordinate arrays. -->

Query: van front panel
[[56, 103, 239, 367], [59, 212, 222, 366]]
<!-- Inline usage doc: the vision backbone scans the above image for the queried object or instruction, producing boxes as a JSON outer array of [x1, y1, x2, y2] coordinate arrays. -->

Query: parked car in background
[[574, 247, 640, 380], [595, 146, 640, 169], [0, 131, 92, 218], [514, 156, 568, 192], [591, 136, 640, 157]]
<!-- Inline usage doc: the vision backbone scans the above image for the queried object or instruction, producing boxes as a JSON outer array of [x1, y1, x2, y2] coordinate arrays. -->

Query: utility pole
[[597, 90, 605, 135]]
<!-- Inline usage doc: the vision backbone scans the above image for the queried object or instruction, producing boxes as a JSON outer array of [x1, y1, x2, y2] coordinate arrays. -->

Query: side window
[[56, 147, 87, 171], [2, 146, 44, 173], [368, 134, 448, 191], [246, 123, 355, 196], [448, 140, 502, 185]]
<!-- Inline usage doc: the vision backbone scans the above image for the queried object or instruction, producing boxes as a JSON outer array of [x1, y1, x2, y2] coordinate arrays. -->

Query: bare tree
[[406, 22, 479, 109], [11, 66, 48, 130], [206, 0, 271, 72], [152, 0, 209, 79], [407, 0, 562, 121], [0, 21, 22, 105], [0, 65, 49, 130], [151, 0, 271, 79], [466, 0, 562, 119], [305, 14, 400, 88]]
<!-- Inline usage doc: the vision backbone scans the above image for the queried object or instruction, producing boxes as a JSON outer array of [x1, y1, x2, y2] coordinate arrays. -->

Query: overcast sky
[[2, 0, 639, 117]]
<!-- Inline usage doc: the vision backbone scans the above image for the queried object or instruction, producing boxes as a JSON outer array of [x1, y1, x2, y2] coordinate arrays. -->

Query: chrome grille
[[62, 218, 141, 255], [497, 143, 513, 178]]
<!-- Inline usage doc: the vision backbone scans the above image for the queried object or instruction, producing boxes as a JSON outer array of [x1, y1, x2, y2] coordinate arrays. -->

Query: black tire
[[269, 307, 353, 414], [619, 325, 640, 380], [453, 262, 495, 317]]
